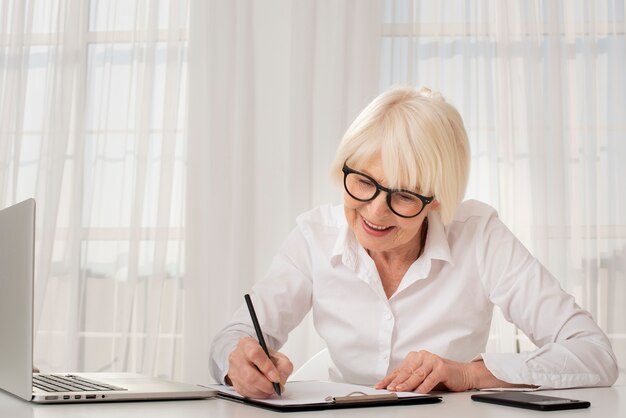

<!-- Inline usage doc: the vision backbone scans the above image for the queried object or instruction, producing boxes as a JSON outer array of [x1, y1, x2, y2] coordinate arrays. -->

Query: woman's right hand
[[226, 336, 293, 398]]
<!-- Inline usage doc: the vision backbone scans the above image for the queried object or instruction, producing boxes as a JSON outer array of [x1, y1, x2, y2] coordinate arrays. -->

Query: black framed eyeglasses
[[342, 163, 434, 218]]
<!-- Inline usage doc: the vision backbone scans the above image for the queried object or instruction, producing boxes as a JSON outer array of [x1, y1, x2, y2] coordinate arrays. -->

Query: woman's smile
[[360, 214, 395, 236]]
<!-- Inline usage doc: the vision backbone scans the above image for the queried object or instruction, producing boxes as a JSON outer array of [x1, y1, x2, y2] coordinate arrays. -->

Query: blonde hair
[[330, 86, 470, 224]]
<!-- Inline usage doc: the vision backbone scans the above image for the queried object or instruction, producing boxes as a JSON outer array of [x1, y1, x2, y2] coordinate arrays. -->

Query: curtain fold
[[185, 0, 381, 383]]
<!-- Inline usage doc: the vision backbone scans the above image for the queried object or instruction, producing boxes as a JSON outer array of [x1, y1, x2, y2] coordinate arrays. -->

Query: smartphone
[[471, 391, 591, 411]]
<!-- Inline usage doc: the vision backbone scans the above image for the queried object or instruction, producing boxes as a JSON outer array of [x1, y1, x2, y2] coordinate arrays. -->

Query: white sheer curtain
[[381, 0, 626, 382], [0, 0, 189, 379], [184, 0, 381, 384]]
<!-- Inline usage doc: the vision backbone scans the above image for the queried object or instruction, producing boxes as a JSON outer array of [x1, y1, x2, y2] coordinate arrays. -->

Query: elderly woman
[[209, 86, 618, 398]]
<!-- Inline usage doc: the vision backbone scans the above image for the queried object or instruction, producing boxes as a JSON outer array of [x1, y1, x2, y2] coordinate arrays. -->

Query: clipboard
[[209, 381, 442, 412]]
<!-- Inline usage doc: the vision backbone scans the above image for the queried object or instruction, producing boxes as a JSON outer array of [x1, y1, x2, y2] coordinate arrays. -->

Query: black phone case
[[471, 392, 591, 411]]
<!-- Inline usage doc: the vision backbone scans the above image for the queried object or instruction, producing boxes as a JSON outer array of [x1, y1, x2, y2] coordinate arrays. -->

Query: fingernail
[[269, 371, 280, 382], [396, 384, 405, 390]]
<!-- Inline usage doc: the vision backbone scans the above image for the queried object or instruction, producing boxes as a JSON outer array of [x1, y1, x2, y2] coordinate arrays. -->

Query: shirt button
[[383, 353, 389, 360], [385, 312, 392, 320]]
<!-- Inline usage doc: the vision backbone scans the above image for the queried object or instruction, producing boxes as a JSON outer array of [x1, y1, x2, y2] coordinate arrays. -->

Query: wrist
[[464, 361, 482, 390], [466, 360, 503, 389]]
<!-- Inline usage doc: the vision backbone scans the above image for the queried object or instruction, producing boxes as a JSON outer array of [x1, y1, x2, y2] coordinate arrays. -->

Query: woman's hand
[[226, 336, 293, 398], [375, 350, 497, 393]]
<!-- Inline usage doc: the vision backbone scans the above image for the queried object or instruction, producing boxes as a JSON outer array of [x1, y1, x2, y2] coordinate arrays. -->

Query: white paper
[[209, 380, 430, 406]]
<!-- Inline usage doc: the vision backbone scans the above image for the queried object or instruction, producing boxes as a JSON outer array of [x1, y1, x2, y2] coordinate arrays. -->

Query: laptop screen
[[0, 199, 36, 401]]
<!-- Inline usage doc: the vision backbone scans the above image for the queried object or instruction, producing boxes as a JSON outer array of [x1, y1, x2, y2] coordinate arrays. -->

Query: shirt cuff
[[209, 337, 241, 385], [480, 352, 534, 385], [480, 350, 604, 389]]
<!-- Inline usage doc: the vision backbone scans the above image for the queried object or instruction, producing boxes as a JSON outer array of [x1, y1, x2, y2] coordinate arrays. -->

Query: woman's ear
[[430, 200, 441, 211]]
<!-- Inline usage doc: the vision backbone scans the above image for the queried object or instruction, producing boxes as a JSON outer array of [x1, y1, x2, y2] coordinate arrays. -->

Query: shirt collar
[[391, 211, 453, 295], [330, 222, 359, 270], [422, 211, 453, 265]]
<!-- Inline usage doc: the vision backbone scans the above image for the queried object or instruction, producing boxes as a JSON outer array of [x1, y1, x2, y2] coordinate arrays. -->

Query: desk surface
[[1, 386, 624, 418]]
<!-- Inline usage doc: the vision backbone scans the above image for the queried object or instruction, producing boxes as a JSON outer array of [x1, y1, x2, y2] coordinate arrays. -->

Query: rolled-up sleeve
[[478, 212, 618, 388]]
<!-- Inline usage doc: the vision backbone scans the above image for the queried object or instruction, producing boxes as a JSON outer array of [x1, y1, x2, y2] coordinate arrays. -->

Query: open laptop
[[0, 199, 216, 403]]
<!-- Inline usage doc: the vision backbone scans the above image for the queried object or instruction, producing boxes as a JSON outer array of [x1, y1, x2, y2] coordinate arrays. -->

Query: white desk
[[1, 386, 624, 418]]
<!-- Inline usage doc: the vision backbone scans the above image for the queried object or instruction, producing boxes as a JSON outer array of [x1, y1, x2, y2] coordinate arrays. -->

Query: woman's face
[[343, 155, 437, 258]]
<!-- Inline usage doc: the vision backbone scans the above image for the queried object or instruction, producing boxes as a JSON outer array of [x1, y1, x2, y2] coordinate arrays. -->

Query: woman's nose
[[368, 192, 390, 217]]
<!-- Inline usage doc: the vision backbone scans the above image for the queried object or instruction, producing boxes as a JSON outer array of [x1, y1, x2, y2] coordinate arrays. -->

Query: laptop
[[0, 199, 216, 403]]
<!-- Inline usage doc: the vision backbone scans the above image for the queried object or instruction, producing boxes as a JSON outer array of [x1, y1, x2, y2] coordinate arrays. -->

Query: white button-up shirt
[[209, 200, 618, 388]]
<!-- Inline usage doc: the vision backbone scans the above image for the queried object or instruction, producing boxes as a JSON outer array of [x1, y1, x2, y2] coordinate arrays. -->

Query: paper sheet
[[209, 380, 430, 406]]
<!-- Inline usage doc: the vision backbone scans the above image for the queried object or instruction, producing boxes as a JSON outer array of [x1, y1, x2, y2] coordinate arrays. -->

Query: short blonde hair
[[330, 86, 470, 224]]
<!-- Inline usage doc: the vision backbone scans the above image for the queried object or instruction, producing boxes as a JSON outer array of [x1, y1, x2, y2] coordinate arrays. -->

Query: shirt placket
[[358, 255, 395, 378], [377, 301, 395, 377]]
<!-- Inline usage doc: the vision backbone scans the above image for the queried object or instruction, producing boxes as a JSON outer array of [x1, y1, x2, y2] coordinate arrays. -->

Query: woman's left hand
[[375, 350, 475, 393]]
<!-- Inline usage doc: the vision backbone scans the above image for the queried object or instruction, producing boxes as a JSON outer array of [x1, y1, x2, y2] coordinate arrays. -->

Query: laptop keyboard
[[33, 374, 127, 392]]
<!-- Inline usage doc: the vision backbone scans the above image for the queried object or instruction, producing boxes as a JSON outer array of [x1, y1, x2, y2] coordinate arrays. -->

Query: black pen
[[244, 294, 282, 397]]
